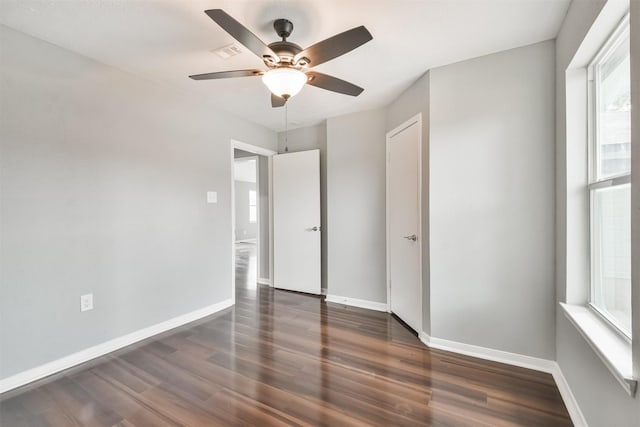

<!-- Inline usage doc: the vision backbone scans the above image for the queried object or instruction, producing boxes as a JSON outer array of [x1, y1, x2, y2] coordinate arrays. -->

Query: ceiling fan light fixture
[[262, 68, 307, 99]]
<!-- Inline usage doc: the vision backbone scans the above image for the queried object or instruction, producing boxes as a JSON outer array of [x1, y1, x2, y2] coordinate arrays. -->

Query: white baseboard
[[325, 294, 388, 312], [418, 332, 587, 427], [549, 364, 588, 427], [0, 298, 234, 395], [419, 332, 556, 372], [257, 277, 272, 286]]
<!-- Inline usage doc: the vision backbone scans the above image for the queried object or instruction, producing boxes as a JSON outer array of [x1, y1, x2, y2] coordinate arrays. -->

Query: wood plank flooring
[[1, 245, 572, 426]]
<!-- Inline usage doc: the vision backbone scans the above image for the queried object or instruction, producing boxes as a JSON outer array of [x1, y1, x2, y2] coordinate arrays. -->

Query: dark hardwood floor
[[1, 244, 572, 426]]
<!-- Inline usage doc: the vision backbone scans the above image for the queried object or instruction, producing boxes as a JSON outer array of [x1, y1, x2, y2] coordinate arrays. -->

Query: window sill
[[560, 303, 636, 396]]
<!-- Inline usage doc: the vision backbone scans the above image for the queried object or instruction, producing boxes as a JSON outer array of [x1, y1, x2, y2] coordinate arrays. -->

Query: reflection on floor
[[0, 241, 573, 426], [235, 241, 257, 290], [3, 285, 572, 425]]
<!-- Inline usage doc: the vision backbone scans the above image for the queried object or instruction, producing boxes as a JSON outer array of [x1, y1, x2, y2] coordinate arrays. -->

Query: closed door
[[387, 118, 422, 332], [273, 150, 321, 294]]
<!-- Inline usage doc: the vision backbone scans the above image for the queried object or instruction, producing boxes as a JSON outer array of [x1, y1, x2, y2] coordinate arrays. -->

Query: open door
[[273, 150, 321, 294]]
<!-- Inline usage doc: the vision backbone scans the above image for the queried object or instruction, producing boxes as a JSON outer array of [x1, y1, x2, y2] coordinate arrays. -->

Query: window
[[588, 17, 631, 337], [249, 190, 257, 223]]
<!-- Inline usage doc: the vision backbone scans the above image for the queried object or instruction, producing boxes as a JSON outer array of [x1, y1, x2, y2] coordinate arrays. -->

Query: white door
[[387, 117, 422, 332], [273, 150, 321, 294]]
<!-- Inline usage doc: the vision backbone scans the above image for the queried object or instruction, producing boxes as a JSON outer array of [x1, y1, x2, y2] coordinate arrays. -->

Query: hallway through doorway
[[235, 241, 257, 290]]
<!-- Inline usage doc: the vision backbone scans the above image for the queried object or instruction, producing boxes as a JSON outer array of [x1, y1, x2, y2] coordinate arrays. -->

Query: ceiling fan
[[189, 9, 373, 108]]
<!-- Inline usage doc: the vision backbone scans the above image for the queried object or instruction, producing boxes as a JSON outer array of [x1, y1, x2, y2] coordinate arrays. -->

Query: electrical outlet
[[80, 293, 93, 312]]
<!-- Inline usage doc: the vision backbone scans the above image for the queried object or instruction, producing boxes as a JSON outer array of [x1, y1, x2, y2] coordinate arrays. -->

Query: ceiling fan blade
[[305, 72, 364, 96], [295, 26, 372, 67], [189, 69, 263, 80], [205, 9, 278, 62], [271, 93, 287, 108]]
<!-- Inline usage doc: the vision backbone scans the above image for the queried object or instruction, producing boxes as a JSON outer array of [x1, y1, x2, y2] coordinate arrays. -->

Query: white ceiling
[[0, 0, 570, 132]]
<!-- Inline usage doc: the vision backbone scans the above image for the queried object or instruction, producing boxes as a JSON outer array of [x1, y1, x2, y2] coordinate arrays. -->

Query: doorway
[[386, 114, 423, 333], [234, 155, 259, 290], [231, 141, 276, 302]]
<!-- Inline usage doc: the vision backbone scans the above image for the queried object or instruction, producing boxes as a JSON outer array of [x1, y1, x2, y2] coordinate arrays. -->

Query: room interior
[[1, 0, 639, 426]]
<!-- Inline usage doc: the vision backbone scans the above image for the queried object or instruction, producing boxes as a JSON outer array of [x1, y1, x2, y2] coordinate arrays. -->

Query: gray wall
[[234, 180, 257, 241], [555, 1, 640, 425], [0, 26, 276, 379], [428, 41, 556, 359], [234, 149, 256, 158], [277, 124, 328, 291], [326, 109, 387, 303], [386, 72, 431, 333]]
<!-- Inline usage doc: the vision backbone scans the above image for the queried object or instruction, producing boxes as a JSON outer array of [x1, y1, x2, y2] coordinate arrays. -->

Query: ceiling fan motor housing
[[268, 19, 306, 66], [267, 41, 302, 65], [274, 19, 294, 40]]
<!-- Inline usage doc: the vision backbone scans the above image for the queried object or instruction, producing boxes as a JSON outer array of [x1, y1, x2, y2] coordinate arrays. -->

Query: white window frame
[[586, 14, 631, 340]]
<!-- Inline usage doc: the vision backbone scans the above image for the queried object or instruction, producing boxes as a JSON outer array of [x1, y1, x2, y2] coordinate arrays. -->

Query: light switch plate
[[80, 293, 93, 312], [207, 191, 217, 203]]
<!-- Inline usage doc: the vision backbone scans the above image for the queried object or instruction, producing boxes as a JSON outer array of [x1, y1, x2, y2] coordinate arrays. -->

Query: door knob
[[403, 234, 417, 242], [307, 226, 321, 231]]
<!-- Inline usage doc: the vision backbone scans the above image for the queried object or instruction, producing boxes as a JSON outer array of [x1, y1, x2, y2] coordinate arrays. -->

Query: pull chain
[[284, 103, 289, 152]]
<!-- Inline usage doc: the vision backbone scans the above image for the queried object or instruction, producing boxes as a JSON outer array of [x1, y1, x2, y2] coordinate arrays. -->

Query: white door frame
[[385, 113, 423, 330], [230, 140, 277, 303]]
